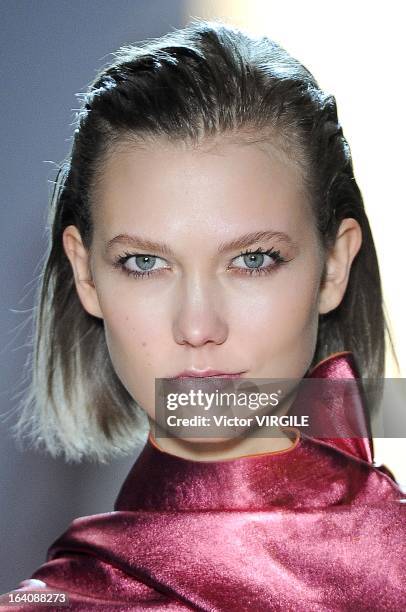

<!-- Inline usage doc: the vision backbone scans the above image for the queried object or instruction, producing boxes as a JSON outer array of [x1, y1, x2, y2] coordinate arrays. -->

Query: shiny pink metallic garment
[[1, 352, 405, 610]]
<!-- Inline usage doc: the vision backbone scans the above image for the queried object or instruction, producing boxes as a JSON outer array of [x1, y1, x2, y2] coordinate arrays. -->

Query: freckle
[[141, 341, 147, 347]]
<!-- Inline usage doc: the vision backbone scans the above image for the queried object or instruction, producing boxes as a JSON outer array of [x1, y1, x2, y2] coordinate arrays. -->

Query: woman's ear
[[318, 218, 362, 315], [62, 225, 103, 319]]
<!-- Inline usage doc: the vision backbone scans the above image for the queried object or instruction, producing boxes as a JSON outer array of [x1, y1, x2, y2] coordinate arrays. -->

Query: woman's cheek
[[101, 296, 167, 405], [237, 270, 318, 367], [231, 274, 306, 331]]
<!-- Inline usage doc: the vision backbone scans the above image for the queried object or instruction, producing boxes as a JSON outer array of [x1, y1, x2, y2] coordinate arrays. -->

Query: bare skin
[[63, 136, 362, 461]]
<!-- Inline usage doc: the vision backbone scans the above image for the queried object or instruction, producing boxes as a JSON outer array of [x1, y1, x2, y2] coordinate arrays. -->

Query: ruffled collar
[[114, 351, 381, 512]]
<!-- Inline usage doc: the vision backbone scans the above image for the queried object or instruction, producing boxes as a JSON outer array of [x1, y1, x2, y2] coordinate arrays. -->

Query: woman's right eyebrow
[[106, 234, 175, 257], [105, 230, 297, 257]]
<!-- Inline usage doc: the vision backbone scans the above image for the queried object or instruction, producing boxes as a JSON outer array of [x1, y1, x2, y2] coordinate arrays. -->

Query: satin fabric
[[1, 351, 405, 611]]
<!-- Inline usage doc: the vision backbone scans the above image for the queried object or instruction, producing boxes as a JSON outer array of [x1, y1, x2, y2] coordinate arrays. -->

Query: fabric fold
[[1, 351, 404, 611]]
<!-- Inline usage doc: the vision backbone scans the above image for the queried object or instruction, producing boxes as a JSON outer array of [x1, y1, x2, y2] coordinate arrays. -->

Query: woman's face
[[65, 137, 329, 427]]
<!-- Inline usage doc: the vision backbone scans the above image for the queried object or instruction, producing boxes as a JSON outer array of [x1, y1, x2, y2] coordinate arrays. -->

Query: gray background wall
[[0, 0, 186, 594]]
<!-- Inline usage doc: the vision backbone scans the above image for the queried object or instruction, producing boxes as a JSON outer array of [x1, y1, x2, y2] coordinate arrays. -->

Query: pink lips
[[171, 369, 245, 379]]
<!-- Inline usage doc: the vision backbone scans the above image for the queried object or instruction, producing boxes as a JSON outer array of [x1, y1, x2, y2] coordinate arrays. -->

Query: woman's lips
[[171, 370, 245, 379], [160, 372, 247, 398], [161, 375, 243, 397]]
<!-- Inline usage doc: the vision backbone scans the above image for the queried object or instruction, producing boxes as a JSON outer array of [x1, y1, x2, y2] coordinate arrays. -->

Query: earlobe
[[62, 225, 104, 319], [318, 218, 362, 316]]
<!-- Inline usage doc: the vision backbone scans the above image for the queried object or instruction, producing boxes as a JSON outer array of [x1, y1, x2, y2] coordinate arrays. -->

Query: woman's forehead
[[91, 136, 309, 231], [89, 143, 311, 256]]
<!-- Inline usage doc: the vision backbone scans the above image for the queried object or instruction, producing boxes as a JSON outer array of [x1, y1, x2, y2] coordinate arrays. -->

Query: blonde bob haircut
[[13, 20, 398, 463]]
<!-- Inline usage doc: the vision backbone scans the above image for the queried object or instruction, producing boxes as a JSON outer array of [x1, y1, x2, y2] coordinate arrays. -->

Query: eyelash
[[113, 247, 289, 280]]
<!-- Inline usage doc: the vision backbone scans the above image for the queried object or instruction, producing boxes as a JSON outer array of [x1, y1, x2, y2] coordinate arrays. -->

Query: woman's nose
[[172, 278, 229, 347]]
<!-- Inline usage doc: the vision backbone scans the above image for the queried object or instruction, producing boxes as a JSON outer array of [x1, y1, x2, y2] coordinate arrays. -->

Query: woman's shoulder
[[1, 495, 405, 611]]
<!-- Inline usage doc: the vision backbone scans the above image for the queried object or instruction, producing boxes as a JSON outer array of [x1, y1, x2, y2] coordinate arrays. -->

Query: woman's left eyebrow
[[217, 230, 297, 253], [105, 230, 297, 256]]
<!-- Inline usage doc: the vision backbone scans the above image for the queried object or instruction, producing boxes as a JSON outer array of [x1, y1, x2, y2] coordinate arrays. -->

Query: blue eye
[[129, 255, 157, 272], [114, 246, 289, 279], [230, 247, 287, 276], [114, 253, 169, 278]]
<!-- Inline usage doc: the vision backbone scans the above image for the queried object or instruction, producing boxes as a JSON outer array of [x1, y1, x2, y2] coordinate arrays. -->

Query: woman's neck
[[147, 417, 298, 461]]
